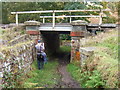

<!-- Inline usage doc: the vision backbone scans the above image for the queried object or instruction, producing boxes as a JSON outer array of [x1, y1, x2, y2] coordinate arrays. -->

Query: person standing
[[35, 40, 46, 70]]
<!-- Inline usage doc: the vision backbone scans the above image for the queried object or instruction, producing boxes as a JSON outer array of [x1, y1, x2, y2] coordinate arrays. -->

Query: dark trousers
[[37, 54, 44, 70]]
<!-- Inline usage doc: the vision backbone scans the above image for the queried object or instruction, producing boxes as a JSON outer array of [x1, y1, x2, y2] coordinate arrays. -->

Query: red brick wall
[[70, 31, 85, 36], [26, 30, 39, 35]]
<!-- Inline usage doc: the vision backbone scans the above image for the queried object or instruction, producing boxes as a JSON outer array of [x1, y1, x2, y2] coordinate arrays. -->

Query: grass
[[20, 60, 60, 88], [93, 47, 118, 88], [59, 46, 71, 53], [95, 36, 118, 59], [67, 30, 119, 88], [67, 62, 106, 88], [67, 63, 81, 82], [20, 46, 71, 88]]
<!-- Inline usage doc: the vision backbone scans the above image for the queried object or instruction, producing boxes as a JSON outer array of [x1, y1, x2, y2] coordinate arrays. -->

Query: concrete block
[[80, 47, 96, 56], [71, 20, 88, 26], [24, 21, 40, 26], [80, 47, 96, 65]]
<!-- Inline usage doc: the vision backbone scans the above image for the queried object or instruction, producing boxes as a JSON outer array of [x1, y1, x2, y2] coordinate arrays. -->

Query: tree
[[2, 2, 116, 24], [2, 2, 65, 24]]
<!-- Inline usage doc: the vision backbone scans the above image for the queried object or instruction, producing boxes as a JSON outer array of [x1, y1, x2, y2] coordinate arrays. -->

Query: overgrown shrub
[[103, 16, 117, 23]]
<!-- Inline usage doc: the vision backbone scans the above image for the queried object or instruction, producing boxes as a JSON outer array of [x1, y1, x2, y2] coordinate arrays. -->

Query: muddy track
[[54, 53, 80, 88]]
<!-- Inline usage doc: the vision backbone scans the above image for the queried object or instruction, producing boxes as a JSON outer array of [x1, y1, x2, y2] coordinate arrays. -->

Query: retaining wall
[[0, 41, 36, 88], [0, 27, 36, 88]]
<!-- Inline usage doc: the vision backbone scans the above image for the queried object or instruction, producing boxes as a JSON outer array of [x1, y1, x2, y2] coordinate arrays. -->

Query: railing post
[[52, 11, 55, 29], [99, 10, 103, 25], [16, 14, 18, 25], [70, 12, 72, 23], [99, 9, 103, 31], [43, 16, 45, 23]]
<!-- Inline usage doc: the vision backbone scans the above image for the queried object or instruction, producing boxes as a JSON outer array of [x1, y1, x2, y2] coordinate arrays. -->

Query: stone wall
[[0, 27, 36, 88], [0, 32, 21, 46], [8, 34, 32, 46], [0, 41, 36, 88], [71, 37, 80, 62]]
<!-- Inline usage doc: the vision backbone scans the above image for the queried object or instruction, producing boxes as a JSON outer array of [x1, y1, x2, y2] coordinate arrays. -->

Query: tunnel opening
[[40, 31, 71, 64]]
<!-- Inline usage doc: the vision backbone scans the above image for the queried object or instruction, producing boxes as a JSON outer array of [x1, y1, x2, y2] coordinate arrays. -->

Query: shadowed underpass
[[40, 31, 80, 88]]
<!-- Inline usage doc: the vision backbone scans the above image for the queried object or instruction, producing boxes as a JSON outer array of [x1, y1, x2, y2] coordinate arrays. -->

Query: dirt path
[[57, 64, 80, 88], [54, 53, 80, 88]]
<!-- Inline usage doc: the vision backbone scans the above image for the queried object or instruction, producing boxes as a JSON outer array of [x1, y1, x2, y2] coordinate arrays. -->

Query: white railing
[[11, 9, 110, 27], [40, 15, 106, 23]]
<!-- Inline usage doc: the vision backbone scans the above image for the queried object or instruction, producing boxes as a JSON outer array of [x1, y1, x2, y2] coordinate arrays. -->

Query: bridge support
[[70, 20, 88, 62], [24, 21, 41, 44], [41, 31, 60, 57]]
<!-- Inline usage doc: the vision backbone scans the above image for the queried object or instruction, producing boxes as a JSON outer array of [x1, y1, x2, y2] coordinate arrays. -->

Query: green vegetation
[[67, 63, 105, 88], [95, 36, 118, 59], [67, 30, 118, 88], [103, 16, 117, 24], [1, 59, 60, 88], [20, 30, 26, 34], [0, 28, 6, 36], [20, 60, 60, 88], [60, 34, 71, 40], [84, 30, 118, 60], [2, 2, 118, 24], [1, 69, 24, 88], [59, 46, 71, 53]]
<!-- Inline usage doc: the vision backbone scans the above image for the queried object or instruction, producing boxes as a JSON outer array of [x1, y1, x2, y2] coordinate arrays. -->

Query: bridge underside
[[41, 31, 70, 57], [41, 31, 60, 57], [39, 23, 116, 31], [39, 23, 72, 31]]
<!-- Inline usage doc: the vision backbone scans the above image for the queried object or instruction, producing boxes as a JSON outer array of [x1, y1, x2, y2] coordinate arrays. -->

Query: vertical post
[[70, 12, 72, 23], [99, 10, 102, 25], [70, 17, 72, 23], [99, 10, 103, 31], [43, 17, 45, 23], [53, 11, 55, 29], [16, 14, 18, 25]]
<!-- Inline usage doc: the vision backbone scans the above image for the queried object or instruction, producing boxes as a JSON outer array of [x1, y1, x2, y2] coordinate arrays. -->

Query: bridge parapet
[[70, 20, 88, 37], [70, 20, 88, 62], [24, 21, 41, 43]]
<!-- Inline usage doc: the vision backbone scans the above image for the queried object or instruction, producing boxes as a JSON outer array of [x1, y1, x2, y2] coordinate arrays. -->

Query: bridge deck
[[39, 23, 116, 31], [39, 23, 72, 31]]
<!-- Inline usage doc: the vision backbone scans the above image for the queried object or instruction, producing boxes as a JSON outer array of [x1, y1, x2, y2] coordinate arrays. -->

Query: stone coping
[[71, 20, 88, 25], [24, 21, 41, 26], [80, 47, 96, 56]]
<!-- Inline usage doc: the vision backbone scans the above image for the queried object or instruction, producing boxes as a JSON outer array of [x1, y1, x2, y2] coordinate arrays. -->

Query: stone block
[[24, 21, 40, 26], [80, 47, 95, 56], [80, 47, 96, 65], [71, 20, 88, 26], [27, 31, 40, 35]]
